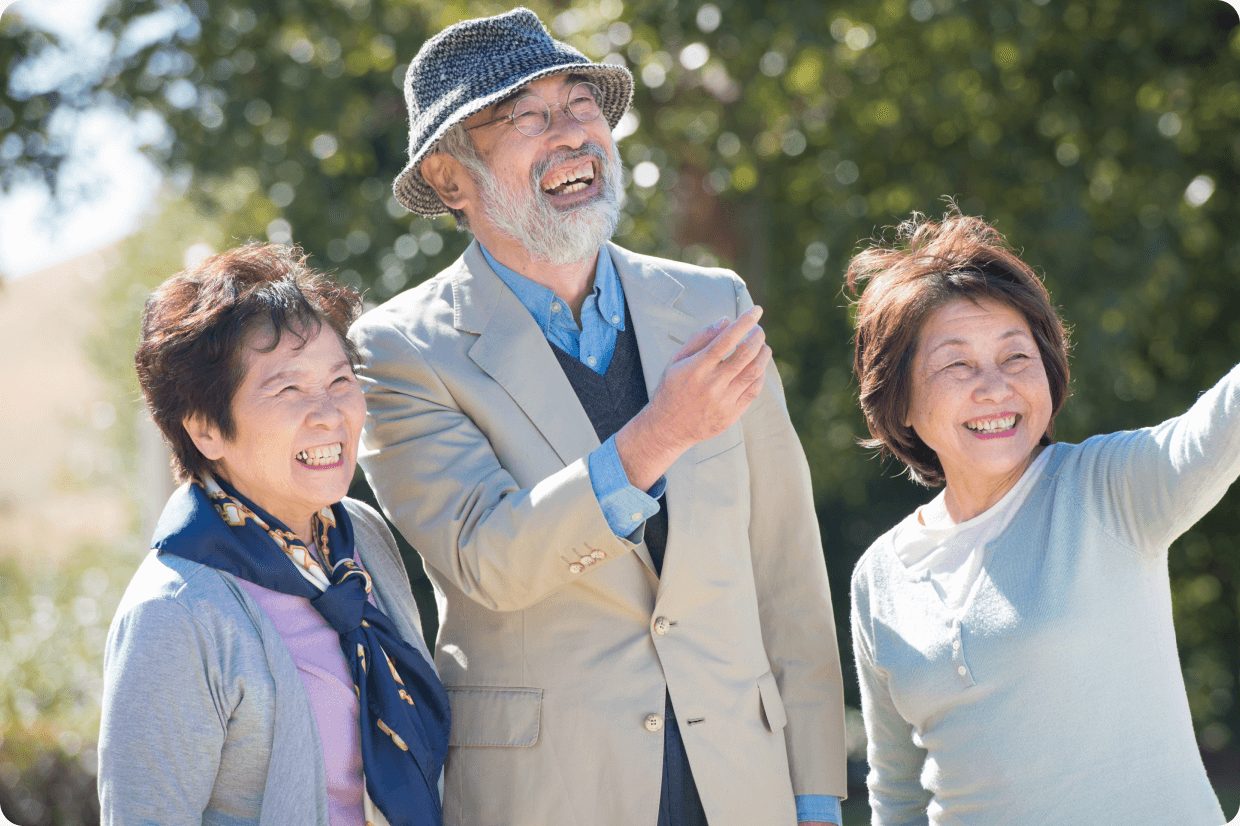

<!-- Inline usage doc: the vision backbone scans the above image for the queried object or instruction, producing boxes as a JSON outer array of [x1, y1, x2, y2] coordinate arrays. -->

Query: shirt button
[[644, 713, 664, 732], [952, 640, 961, 651], [630, 512, 642, 523], [611, 314, 620, 324], [569, 562, 584, 574], [586, 355, 597, 366], [957, 666, 967, 676], [653, 616, 671, 635], [551, 302, 562, 313]]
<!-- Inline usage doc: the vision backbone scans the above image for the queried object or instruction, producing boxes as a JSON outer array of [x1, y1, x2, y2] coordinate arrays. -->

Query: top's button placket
[[950, 619, 976, 687]]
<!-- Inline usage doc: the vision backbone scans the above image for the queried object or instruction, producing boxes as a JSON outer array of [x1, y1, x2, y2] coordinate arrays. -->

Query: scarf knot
[[312, 561, 371, 635]]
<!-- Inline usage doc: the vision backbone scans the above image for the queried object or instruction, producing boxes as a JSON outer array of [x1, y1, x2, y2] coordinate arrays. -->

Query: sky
[[0, 0, 162, 278]]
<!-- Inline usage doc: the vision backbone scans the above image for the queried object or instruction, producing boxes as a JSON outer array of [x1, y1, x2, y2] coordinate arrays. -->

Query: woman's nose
[[973, 366, 1013, 402], [306, 392, 345, 425]]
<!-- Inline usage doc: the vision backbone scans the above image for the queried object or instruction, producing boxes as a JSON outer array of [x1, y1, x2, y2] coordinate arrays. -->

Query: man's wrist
[[615, 407, 687, 489]]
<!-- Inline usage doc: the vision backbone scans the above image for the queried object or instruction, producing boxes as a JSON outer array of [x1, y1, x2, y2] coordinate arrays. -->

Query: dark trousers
[[658, 698, 709, 826]]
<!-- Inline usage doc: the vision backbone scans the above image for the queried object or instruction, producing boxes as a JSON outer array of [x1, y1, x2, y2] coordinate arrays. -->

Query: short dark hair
[[844, 210, 1071, 487], [135, 243, 362, 482]]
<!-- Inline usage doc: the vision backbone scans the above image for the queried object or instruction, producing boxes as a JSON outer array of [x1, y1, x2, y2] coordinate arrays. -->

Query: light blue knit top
[[851, 363, 1240, 825]]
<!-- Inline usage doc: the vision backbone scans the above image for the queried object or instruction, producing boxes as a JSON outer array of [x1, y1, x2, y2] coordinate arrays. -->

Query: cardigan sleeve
[[345, 496, 436, 669], [98, 593, 230, 825], [1081, 361, 1240, 554], [851, 581, 931, 826]]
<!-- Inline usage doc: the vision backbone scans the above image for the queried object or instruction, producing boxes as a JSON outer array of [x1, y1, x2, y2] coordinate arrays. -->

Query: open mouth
[[295, 442, 344, 468], [541, 159, 596, 195], [963, 413, 1019, 435]]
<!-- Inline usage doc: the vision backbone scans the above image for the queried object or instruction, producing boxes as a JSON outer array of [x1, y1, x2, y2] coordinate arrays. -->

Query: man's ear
[[183, 412, 225, 461], [420, 153, 471, 213]]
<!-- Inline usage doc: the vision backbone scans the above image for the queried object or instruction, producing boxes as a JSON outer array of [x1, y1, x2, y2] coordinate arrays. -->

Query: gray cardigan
[[851, 364, 1240, 825], [97, 498, 434, 826]]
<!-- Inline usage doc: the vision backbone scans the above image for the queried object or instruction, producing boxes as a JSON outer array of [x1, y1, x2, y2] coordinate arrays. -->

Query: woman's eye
[[1005, 352, 1031, 363], [279, 385, 299, 394]]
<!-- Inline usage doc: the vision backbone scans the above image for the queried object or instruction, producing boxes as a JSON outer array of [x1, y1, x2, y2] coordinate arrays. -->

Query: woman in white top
[[845, 209, 1234, 824]]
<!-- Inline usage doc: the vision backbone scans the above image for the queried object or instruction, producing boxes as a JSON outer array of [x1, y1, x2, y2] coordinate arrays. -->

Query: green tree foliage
[[4, 0, 1240, 759]]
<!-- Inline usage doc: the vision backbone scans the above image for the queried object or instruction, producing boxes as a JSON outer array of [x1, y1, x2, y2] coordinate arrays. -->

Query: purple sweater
[[237, 552, 366, 826]]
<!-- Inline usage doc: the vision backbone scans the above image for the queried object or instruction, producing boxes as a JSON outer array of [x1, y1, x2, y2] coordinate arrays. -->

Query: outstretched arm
[[1084, 362, 1240, 554]]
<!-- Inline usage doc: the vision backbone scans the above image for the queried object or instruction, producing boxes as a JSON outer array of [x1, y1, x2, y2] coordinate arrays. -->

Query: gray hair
[[428, 124, 478, 228]]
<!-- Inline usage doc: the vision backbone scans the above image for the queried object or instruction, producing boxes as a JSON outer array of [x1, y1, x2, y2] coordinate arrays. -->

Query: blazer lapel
[[610, 244, 701, 582], [608, 243, 696, 402], [455, 242, 602, 469]]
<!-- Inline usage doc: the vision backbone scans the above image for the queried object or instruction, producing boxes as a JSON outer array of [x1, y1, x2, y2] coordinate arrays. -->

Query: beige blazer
[[351, 241, 846, 826]]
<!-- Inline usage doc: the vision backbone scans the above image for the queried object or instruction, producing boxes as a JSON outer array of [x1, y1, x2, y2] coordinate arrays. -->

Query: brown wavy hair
[[134, 243, 362, 482], [844, 209, 1071, 486]]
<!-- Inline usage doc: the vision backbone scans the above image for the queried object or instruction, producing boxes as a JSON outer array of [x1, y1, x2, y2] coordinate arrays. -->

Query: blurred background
[[1, 0, 1239, 822]]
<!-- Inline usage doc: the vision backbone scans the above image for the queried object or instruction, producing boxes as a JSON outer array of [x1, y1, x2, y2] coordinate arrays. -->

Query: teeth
[[543, 161, 594, 192], [295, 443, 344, 466], [965, 415, 1017, 433]]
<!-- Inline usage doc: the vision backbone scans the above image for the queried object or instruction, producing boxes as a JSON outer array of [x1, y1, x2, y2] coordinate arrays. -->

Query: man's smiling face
[[443, 73, 624, 265]]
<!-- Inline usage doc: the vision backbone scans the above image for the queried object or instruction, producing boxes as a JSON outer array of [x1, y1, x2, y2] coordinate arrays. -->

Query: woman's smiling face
[[187, 322, 364, 538], [905, 296, 1052, 508]]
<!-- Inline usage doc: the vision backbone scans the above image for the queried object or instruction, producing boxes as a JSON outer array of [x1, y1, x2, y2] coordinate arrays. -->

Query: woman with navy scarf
[[98, 243, 449, 825]]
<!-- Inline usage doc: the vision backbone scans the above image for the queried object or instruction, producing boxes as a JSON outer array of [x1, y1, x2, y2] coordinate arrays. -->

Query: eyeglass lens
[[510, 82, 603, 137]]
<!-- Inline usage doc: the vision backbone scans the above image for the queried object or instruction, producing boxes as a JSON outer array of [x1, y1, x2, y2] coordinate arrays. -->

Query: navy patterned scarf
[[151, 475, 450, 826]]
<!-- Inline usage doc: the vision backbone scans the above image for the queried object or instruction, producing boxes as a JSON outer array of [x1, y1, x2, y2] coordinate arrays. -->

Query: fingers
[[673, 317, 729, 361], [728, 342, 772, 401], [716, 321, 767, 381], [702, 306, 763, 364]]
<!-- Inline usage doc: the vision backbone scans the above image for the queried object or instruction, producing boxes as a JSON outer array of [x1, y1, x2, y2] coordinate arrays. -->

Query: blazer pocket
[[756, 671, 788, 732], [447, 686, 542, 748]]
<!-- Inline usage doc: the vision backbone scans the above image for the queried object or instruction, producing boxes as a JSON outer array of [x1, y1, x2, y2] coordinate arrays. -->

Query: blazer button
[[590, 549, 606, 561], [569, 562, 584, 574], [653, 616, 671, 636], [643, 713, 664, 733]]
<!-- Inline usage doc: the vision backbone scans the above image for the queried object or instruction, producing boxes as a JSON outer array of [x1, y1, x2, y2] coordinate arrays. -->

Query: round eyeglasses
[[466, 81, 604, 138]]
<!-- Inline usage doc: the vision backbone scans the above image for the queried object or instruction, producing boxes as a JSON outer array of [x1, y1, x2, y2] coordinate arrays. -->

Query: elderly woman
[[98, 243, 450, 825], [845, 211, 1233, 824]]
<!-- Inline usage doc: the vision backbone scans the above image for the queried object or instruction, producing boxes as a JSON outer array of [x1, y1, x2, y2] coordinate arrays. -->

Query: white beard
[[464, 140, 623, 266]]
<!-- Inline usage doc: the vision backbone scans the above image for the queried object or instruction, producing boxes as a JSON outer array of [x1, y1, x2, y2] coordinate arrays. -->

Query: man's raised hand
[[615, 307, 772, 490]]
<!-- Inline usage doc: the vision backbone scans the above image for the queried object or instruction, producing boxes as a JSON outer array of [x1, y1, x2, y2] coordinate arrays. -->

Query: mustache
[[529, 142, 611, 187]]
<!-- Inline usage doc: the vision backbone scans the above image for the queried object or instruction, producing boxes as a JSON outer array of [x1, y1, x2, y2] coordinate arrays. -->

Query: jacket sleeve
[[851, 592, 931, 825], [734, 277, 849, 799], [1082, 362, 1240, 554], [351, 320, 643, 613], [98, 593, 229, 825]]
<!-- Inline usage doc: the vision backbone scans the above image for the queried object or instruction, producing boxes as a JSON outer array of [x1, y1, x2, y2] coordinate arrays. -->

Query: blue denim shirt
[[480, 245, 840, 826]]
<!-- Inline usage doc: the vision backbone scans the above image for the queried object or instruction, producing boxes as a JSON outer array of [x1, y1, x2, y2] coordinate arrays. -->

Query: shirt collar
[[480, 244, 626, 334]]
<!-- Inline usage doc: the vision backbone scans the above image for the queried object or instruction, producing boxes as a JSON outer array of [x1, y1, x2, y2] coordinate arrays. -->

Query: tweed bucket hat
[[393, 7, 635, 216]]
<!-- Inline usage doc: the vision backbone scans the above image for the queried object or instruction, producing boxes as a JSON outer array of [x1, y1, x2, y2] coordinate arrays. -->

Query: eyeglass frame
[[465, 80, 604, 138]]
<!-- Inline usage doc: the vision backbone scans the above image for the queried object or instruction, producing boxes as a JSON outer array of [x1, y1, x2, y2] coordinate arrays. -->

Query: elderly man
[[351, 9, 846, 825]]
